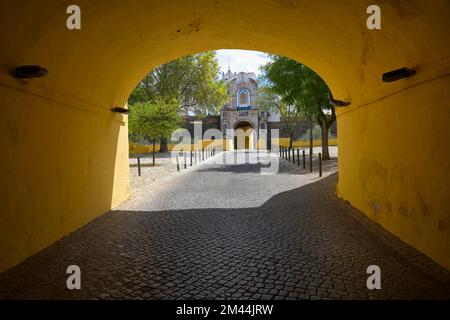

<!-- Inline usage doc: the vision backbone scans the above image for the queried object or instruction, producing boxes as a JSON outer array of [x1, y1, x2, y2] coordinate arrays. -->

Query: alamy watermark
[[366, 265, 381, 290], [168, 124, 280, 175], [66, 5, 81, 30], [66, 265, 81, 290]]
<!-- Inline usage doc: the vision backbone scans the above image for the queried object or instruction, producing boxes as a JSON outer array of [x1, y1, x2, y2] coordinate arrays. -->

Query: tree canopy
[[128, 99, 181, 144], [129, 51, 228, 116], [260, 55, 336, 159], [261, 55, 334, 120]]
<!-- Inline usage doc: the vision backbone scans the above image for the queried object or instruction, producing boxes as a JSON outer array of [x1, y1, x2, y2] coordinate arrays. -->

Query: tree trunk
[[309, 120, 313, 157], [159, 137, 168, 153], [152, 141, 156, 166], [289, 133, 293, 149], [309, 120, 314, 172], [320, 119, 330, 160]]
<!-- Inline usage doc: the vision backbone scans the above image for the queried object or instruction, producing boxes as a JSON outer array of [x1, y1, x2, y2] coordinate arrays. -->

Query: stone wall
[[179, 116, 337, 141]]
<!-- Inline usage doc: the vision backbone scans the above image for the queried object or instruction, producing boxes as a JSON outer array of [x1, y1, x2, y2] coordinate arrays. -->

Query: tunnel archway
[[1, 0, 449, 272], [233, 121, 254, 150]]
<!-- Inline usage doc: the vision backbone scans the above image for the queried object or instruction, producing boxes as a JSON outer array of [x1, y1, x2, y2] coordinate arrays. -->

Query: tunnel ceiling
[[0, 0, 449, 113]]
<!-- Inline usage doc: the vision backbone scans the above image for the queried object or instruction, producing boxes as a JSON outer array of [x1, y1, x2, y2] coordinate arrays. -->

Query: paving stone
[[0, 151, 449, 300]]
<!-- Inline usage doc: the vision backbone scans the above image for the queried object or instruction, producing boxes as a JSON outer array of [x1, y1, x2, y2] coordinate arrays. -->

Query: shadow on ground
[[0, 173, 449, 300], [196, 156, 338, 176]]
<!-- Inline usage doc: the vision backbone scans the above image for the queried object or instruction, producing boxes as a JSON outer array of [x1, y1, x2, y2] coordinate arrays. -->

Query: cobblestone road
[[1, 150, 449, 299]]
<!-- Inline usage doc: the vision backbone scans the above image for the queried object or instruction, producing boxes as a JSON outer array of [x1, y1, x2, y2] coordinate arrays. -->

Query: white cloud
[[215, 49, 272, 76]]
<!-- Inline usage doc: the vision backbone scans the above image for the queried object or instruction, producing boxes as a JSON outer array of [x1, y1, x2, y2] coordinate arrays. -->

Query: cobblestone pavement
[[1, 150, 450, 299], [128, 152, 179, 195]]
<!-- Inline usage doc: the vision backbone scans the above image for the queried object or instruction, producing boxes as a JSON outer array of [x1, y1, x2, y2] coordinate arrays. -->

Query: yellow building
[[0, 0, 449, 273]]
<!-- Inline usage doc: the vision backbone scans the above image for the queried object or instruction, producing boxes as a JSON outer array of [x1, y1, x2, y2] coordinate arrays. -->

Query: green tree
[[257, 87, 302, 148], [261, 56, 335, 160], [128, 99, 181, 166], [129, 51, 228, 151]]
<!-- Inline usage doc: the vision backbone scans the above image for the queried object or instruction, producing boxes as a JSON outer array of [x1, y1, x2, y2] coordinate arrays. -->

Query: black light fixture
[[111, 106, 129, 114], [382, 67, 415, 82], [328, 88, 350, 107], [331, 98, 351, 107], [12, 65, 48, 79]]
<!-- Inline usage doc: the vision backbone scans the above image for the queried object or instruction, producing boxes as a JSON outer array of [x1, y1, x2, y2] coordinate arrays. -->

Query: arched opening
[[0, 0, 449, 276], [234, 121, 254, 150], [237, 88, 251, 109]]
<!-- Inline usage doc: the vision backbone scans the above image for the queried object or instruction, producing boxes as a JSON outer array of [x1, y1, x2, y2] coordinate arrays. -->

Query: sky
[[215, 49, 272, 76]]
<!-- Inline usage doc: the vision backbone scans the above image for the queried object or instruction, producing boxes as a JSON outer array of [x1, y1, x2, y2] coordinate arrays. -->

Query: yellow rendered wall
[[337, 75, 450, 270], [129, 140, 226, 154], [277, 138, 338, 148], [1, 0, 450, 272], [0, 83, 131, 273], [130, 138, 338, 154]]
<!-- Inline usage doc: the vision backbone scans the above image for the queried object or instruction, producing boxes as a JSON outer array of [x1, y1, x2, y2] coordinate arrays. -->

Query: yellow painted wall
[[337, 75, 450, 270], [277, 138, 338, 148], [129, 140, 227, 154], [0, 0, 449, 272], [0, 83, 130, 272], [130, 138, 338, 154]]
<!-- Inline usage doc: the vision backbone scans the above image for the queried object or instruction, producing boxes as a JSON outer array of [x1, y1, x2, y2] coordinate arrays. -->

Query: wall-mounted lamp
[[328, 88, 350, 107], [11, 65, 48, 79], [111, 107, 129, 114], [331, 98, 351, 107], [382, 67, 415, 82]]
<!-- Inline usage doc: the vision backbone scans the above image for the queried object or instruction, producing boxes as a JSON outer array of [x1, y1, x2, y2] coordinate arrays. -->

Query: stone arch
[[233, 120, 256, 130], [233, 121, 254, 150]]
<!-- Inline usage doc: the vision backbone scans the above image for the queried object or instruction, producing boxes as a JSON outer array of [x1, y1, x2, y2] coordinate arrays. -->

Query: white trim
[[236, 88, 250, 108]]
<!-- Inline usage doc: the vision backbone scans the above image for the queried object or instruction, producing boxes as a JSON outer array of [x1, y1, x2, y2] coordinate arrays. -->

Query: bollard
[[292, 148, 295, 163], [279, 147, 282, 158], [297, 149, 300, 166], [288, 148, 291, 162], [309, 150, 313, 173], [319, 152, 322, 177], [176, 154, 180, 171], [137, 157, 141, 177], [202, 149, 204, 161], [302, 150, 306, 170], [184, 152, 187, 169], [190, 150, 193, 166]]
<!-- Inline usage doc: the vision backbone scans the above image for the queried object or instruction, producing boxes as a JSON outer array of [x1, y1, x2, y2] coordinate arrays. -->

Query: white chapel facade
[[220, 68, 268, 149]]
